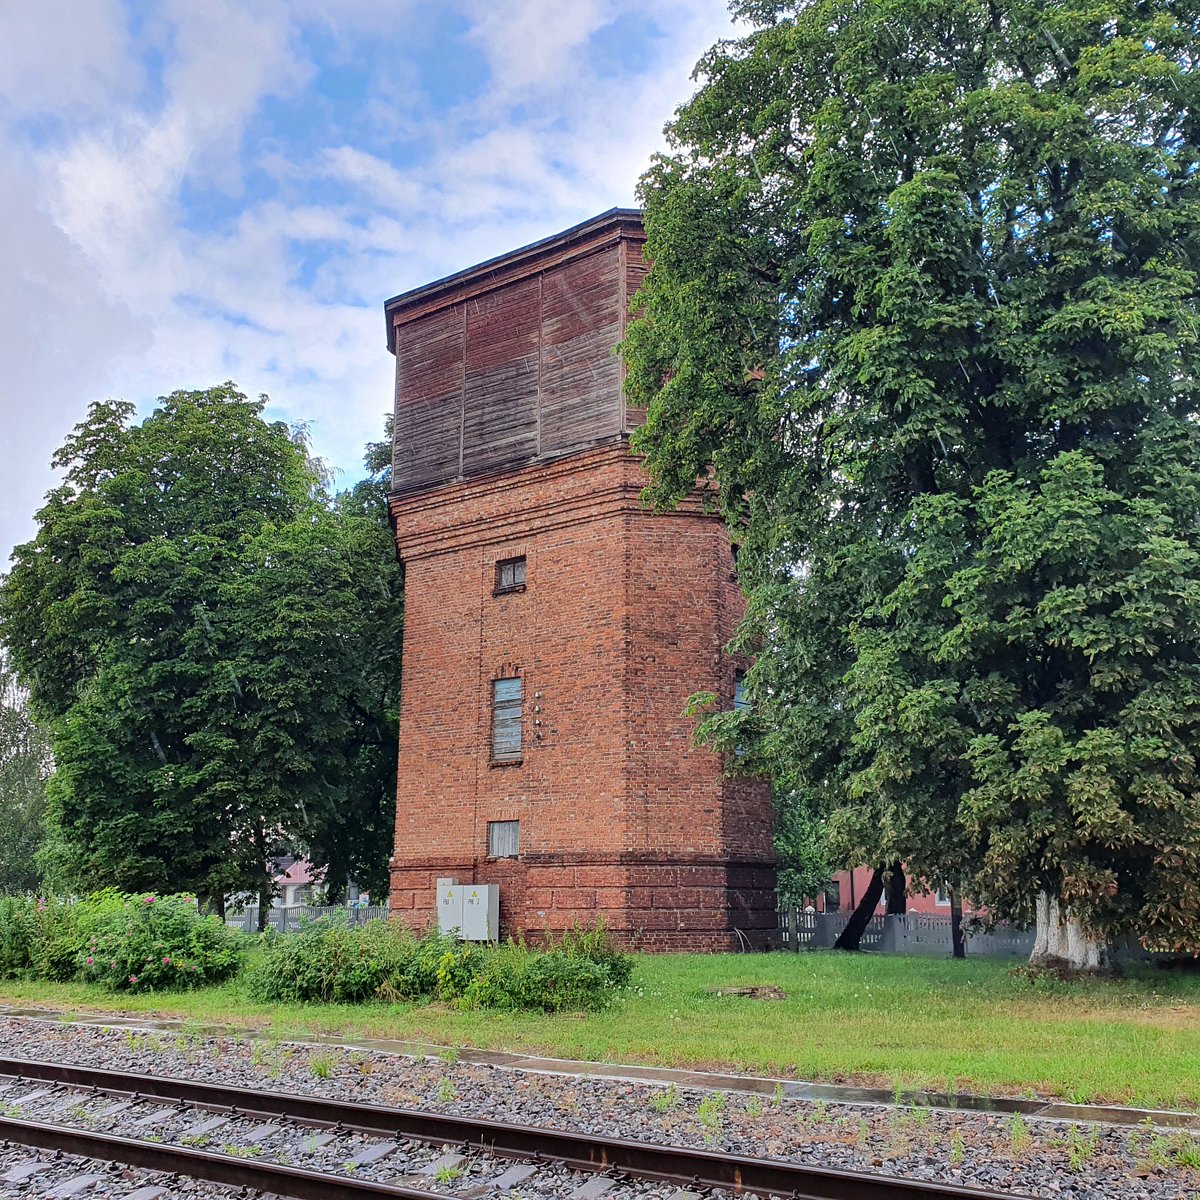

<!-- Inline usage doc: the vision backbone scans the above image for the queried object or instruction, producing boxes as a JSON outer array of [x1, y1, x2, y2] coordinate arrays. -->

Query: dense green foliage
[[0, 386, 402, 904], [0, 653, 52, 892], [79, 892, 245, 991], [245, 920, 633, 1012], [0, 891, 243, 990], [624, 0, 1200, 952]]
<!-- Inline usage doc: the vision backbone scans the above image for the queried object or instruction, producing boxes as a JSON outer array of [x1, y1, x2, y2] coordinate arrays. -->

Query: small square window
[[491, 676, 523, 762], [488, 819, 520, 858], [494, 556, 526, 594]]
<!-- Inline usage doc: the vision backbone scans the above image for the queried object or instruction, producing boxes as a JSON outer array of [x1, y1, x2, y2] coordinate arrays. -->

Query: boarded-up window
[[488, 820, 520, 858], [494, 556, 526, 594], [491, 677, 523, 762]]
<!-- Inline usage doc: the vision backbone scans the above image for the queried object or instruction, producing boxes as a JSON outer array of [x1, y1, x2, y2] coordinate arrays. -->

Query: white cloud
[[0, 0, 743, 570], [0, 0, 138, 118]]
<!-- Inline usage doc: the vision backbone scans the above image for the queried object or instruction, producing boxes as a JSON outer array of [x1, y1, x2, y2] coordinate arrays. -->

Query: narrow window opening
[[733, 670, 751, 713], [494, 556, 526, 595], [488, 820, 520, 858], [491, 676, 523, 763]]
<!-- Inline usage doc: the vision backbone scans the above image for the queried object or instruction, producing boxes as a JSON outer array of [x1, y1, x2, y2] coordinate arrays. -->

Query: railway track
[[0, 1057, 1034, 1200]]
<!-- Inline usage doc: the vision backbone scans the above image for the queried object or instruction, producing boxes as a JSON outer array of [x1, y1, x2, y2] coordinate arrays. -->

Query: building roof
[[383, 207, 644, 353]]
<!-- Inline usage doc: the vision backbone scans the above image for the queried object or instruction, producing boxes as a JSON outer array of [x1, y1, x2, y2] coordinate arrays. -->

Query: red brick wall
[[388, 443, 775, 949]]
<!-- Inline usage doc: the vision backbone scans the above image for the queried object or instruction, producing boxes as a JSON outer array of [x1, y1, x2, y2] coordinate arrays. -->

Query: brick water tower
[[385, 209, 775, 950]]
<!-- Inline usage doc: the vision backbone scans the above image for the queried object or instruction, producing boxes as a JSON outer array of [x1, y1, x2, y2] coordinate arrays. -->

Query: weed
[[949, 1128, 966, 1165], [1174, 1137, 1200, 1169], [181, 1134, 210, 1147], [745, 1094, 763, 1119], [1008, 1113, 1031, 1154], [221, 1143, 260, 1158], [436, 1076, 458, 1103], [1066, 1125, 1099, 1171], [697, 1091, 726, 1140], [1148, 1134, 1173, 1169], [309, 1051, 336, 1079], [772, 1082, 785, 1107], [434, 1164, 464, 1184], [437, 1045, 460, 1064], [857, 1117, 870, 1147], [945, 1075, 959, 1109], [648, 1084, 679, 1114]]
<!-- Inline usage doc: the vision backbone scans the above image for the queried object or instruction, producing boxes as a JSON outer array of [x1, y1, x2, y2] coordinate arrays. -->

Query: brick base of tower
[[388, 442, 776, 952], [390, 855, 777, 951]]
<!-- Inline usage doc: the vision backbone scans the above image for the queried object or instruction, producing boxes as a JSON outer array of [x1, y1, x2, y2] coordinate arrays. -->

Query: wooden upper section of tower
[[384, 209, 647, 495]]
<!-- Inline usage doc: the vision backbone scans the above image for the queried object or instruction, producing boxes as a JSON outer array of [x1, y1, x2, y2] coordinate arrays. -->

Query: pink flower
[[86, 956, 93, 965], [129, 975, 138, 984], [162, 957, 170, 964]]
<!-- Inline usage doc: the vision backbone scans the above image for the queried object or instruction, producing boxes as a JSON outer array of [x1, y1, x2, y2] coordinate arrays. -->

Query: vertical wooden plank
[[462, 276, 540, 475], [540, 246, 622, 455], [458, 300, 467, 480], [392, 304, 464, 492]]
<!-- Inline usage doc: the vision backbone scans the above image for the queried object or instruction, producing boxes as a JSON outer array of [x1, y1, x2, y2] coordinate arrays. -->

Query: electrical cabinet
[[436, 878, 463, 935], [460, 884, 500, 942]]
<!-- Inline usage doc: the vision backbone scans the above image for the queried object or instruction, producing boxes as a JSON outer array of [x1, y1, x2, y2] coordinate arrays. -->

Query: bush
[[77, 893, 245, 991], [245, 920, 632, 1012], [0, 892, 128, 982], [0, 896, 34, 978]]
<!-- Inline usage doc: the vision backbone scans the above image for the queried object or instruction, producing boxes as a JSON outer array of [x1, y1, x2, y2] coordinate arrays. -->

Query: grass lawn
[[2, 952, 1199, 1111]]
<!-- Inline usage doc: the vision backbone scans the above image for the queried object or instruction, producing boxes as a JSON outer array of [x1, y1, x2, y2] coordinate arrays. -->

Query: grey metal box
[[460, 884, 500, 942], [436, 878, 463, 936]]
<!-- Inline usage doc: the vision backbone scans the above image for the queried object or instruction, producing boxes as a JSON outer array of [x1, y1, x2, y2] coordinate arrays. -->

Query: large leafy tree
[[624, 0, 1200, 965], [0, 650, 52, 892], [0, 386, 402, 908]]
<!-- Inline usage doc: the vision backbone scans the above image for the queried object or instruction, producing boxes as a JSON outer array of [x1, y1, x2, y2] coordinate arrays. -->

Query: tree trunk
[[949, 889, 966, 959], [834, 867, 885, 951], [1030, 893, 1107, 971], [885, 861, 907, 915]]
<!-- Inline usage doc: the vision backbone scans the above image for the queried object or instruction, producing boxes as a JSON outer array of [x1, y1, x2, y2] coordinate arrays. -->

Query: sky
[[0, 0, 743, 570]]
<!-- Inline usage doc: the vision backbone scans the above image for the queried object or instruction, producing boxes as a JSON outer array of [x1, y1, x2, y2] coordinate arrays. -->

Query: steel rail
[[0, 1114, 447, 1200], [0, 1057, 1034, 1200]]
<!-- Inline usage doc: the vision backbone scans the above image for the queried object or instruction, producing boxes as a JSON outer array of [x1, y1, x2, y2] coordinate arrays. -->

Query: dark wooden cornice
[[383, 208, 644, 353]]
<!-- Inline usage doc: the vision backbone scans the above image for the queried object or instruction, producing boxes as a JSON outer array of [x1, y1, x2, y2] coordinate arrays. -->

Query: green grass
[[2, 952, 1200, 1110]]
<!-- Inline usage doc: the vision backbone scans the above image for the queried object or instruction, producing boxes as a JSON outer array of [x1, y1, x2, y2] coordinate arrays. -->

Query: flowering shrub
[[77, 893, 244, 992], [245, 919, 631, 1012], [0, 892, 126, 981]]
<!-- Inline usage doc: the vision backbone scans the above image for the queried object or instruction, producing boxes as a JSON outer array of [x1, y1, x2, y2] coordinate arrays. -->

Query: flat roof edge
[[383, 208, 644, 351]]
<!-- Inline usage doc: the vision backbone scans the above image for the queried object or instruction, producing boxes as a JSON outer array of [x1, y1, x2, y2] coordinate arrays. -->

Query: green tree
[[0, 386, 402, 909], [0, 650, 52, 892], [624, 0, 1200, 966]]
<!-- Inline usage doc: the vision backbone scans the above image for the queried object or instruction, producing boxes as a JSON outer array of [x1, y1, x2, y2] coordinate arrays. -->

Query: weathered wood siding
[[539, 249, 622, 457], [392, 242, 632, 493], [463, 277, 540, 476], [393, 304, 463, 489], [622, 239, 649, 432]]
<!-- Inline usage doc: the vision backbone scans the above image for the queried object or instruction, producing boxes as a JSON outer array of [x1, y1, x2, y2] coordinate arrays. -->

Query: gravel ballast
[[0, 1014, 1197, 1199]]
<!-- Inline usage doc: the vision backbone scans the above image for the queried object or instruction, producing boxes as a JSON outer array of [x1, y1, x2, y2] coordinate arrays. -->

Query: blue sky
[[0, 0, 742, 567]]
